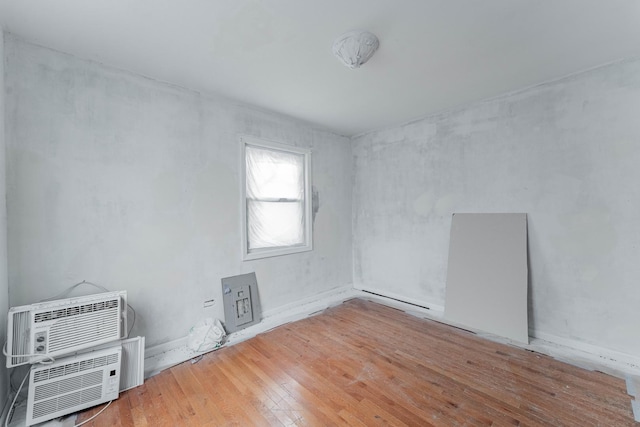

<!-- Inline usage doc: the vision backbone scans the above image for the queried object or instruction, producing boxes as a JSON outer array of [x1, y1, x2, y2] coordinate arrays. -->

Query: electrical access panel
[[221, 273, 262, 333]]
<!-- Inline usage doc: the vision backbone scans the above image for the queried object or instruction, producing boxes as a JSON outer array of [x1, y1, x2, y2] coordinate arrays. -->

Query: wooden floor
[[78, 298, 636, 426]]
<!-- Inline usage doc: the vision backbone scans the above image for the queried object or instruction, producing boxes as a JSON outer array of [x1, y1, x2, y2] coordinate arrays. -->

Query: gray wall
[[0, 27, 9, 412], [4, 35, 352, 347], [353, 58, 640, 357]]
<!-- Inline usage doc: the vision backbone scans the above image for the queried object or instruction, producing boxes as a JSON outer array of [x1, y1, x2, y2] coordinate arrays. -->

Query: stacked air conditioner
[[5, 291, 145, 426]]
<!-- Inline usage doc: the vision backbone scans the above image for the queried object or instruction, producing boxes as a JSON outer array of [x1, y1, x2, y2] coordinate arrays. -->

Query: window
[[241, 136, 312, 260]]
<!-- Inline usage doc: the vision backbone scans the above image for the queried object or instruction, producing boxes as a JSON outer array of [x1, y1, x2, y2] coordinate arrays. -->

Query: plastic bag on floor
[[187, 318, 226, 353]]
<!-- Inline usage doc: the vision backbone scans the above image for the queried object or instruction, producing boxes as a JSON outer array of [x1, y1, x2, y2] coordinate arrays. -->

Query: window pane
[[247, 200, 304, 249], [246, 145, 304, 200]]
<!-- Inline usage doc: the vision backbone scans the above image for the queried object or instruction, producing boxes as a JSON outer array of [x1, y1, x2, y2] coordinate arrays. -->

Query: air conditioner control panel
[[34, 332, 47, 354]]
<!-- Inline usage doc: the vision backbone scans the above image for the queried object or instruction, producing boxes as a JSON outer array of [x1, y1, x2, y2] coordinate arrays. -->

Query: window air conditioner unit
[[6, 291, 127, 368], [94, 335, 146, 392], [26, 345, 122, 426]]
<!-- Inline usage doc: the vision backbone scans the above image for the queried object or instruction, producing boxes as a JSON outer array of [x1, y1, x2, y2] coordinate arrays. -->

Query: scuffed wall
[[4, 35, 352, 348], [352, 57, 640, 357], [0, 27, 9, 412]]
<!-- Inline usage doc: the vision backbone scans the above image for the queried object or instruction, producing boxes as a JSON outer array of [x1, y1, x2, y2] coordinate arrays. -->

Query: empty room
[[1, 1, 640, 426]]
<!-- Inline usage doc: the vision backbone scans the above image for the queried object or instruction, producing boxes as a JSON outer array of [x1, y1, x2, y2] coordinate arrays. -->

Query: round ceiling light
[[332, 30, 380, 69]]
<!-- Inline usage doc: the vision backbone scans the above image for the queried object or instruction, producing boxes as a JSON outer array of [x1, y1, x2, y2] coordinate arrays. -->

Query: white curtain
[[246, 145, 305, 250]]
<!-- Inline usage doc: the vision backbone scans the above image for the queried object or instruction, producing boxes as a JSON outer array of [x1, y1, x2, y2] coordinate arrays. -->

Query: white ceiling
[[1, 1, 640, 136]]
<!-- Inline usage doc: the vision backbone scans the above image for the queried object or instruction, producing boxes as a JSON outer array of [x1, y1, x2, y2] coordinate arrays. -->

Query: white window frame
[[240, 135, 313, 261]]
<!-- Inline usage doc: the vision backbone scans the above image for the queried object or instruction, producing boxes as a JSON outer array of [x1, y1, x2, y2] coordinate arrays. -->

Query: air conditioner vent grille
[[32, 400, 56, 420], [33, 353, 120, 383], [34, 371, 103, 401], [49, 366, 65, 379], [82, 384, 103, 403], [34, 299, 119, 323], [33, 371, 49, 383], [48, 309, 120, 353], [9, 310, 30, 367], [32, 384, 103, 419]]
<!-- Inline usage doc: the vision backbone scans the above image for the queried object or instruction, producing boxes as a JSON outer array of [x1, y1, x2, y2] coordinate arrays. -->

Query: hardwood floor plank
[[156, 369, 201, 426], [328, 302, 633, 425], [286, 310, 536, 425], [241, 340, 347, 426], [192, 351, 267, 426], [129, 405, 149, 427], [274, 324, 442, 425], [137, 376, 175, 427], [222, 346, 321, 426], [170, 362, 225, 426], [76, 298, 637, 426], [116, 394, 136, 427], [355, 398, 410, 426], [215, 349, 287, 426], [286, 315, 538, 426], [248, 337, 365, 423]]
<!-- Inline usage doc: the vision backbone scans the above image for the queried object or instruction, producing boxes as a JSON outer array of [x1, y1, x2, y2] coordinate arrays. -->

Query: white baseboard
[[261, 284, 354, 318], [144, 284, 640, 381], [632, 399, 640, 422], [528, 330, 640, 378], [144, 285, 357, 378]]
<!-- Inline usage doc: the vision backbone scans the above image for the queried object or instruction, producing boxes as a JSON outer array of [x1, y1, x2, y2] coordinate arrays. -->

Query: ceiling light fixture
[[332, 30, 379, 69]]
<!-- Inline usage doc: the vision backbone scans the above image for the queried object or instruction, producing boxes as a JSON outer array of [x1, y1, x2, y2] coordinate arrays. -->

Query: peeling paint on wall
[[4, 35, 353, 348], [352, 57, 640, 357]]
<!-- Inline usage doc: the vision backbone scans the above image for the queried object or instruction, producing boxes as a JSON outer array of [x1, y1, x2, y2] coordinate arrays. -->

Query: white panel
[[119, 336, 145, 392], [627, 376, 639, 397], [444, 213, 529, 343]]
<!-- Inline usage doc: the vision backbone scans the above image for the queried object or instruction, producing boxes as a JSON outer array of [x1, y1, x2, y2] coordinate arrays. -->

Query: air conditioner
[[94, 335, 146, 392], [26, 345, 122, 426], [6, 291, 127, 368]]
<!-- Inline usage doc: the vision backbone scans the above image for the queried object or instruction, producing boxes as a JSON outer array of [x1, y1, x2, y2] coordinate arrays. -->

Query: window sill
[[242, 244, 312, 261]]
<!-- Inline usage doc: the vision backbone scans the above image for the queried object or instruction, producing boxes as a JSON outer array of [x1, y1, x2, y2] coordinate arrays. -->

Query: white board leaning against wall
[[444, 213, 529, 344]]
